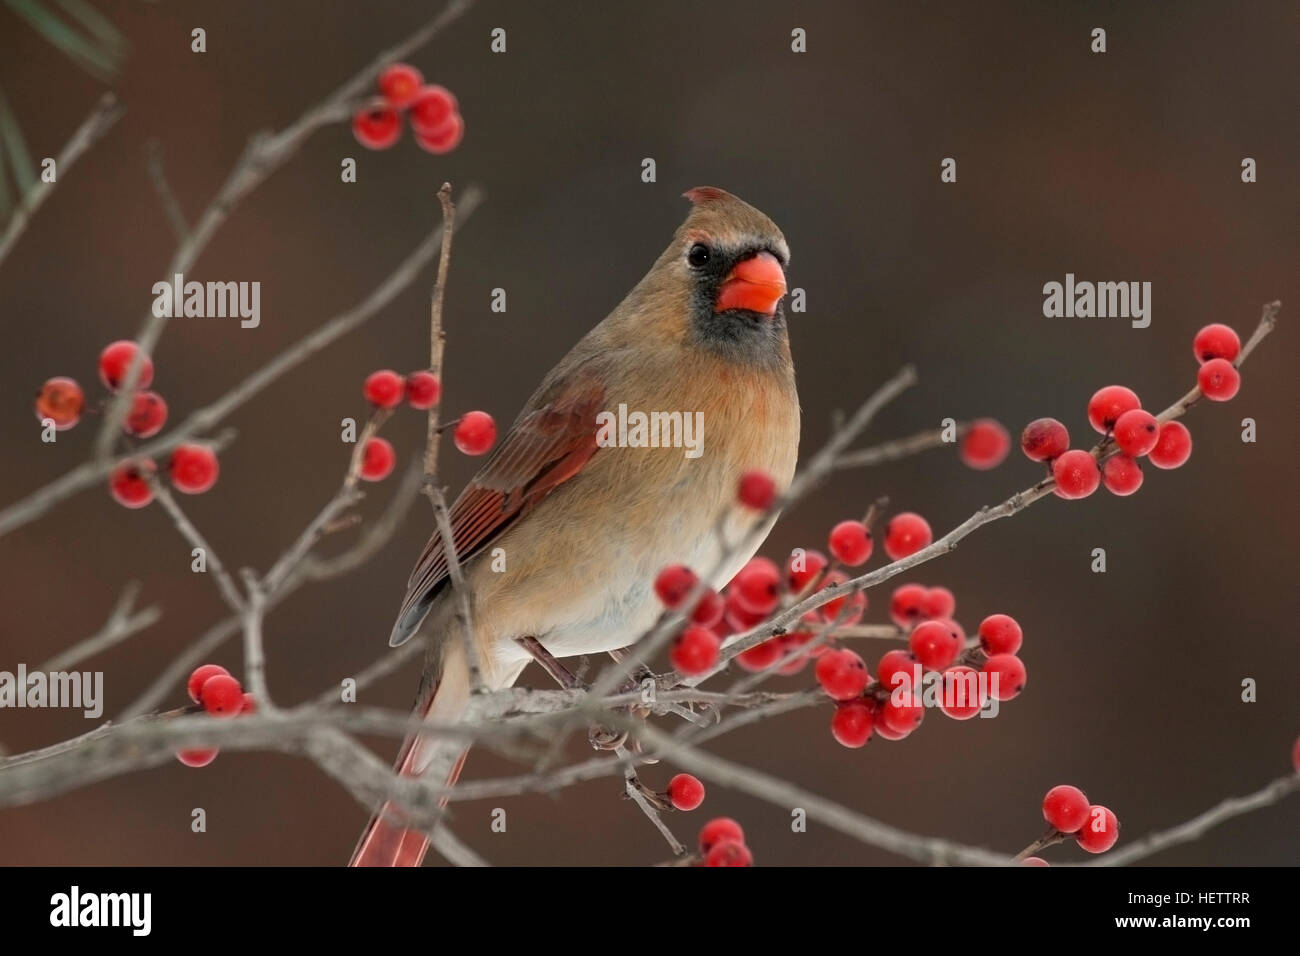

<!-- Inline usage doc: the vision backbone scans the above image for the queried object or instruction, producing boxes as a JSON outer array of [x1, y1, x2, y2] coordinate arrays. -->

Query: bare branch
[[0, 93, 124, 268], [37, 582, 161, 672], [0, 187, 483, 538], [151, 481, 246, 613], [1089, 773, 1300, 867], [144, 139, 188, 240], [93, 0, 481, 454]]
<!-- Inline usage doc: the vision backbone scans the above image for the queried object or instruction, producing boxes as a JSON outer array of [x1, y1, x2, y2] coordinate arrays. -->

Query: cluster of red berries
[[352, 63, 464, 154], [1019, 323, 1244, 499], [697, 817, 752, 867], [37, 340, 168, 437], [357, 368, 495, 481], [1030, 784, 1120, 858], [36, 340, 220, 508], [657, 480, 940, 680], [821, 596, 1025, 749], [175, 664, 257, 768]]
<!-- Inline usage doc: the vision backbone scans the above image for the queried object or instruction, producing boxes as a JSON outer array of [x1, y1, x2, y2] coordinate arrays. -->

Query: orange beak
[[714, 251, 787, 315]]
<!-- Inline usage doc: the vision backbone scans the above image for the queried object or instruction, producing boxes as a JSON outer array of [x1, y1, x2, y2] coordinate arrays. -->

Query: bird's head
[[626, 187, 790, 366]]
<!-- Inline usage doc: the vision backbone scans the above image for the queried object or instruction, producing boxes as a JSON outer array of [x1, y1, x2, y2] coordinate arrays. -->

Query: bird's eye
[[687, 243, 711, 268]]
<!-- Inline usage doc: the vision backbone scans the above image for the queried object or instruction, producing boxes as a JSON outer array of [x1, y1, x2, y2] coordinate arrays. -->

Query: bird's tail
[[348, 645, 473, 868]]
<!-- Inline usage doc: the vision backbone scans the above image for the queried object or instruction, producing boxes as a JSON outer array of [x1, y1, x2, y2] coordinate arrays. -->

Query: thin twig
[[144, 139, 189, 240], [1089, 773, 1300, 867], [418, 183, 483, 691], [37, 582, 161, 672], [151, 481, 246, 613], [617, 744, 686, 855], [0, 93, 124, 268], [835, 423, 966, 470]]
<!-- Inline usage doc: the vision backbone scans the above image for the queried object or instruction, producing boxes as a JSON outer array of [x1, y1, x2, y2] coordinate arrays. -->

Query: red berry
[[724, 589, 766, 632], [872, 721, 911, 741], [1087, 385, 1141, 434], [199, 673, 244, 718], [909, 618, 963, 671], [240, 693, 258, 715], [360, 437, 396, 481], [961, 418, 1010, 470], [699, 817, 744, 854], [1052, 449, 1100, 499], [109, 459, 156, 508], [168, 443, 219, 494], [655, 564, 698, 608], [1291, 735, 1299, 772], [1112, 409, 1159, 457], [98, 340, 154, 391], [1192, 323, 1240, 364], [815, 648, 870, 701], [1021, 856, 1050, 867], [363, 369, 405, 408], [815, 571, 866, 626], [978, 614, 1022, 655], [786, 548, 828, 593], [176, 748, 219, 768], [938, 665, 985, 719], [735, 638, 785, 673], [35, 377, 85, 429], [731, 557, 781, 616], [920, 586, 955, 620], [453, 410, 496, 455], [187, 663, 230, 703], [982, 653, 1027, 700], [1197, 358, 1240, 401], [704, 840, 753, 867], [1102, 454, 1143, 496], [668, 773, 705, 811], [1020, 417, 1069, 462], [1075, 805, 1120, 853], [884, 512, 932, 560], [877, 649, 917, 693], [404, 370, 442, 409], [671, 626, 720, 675], [689, 588, 725, 629], [1148, 421, 1192, 470], [777, 631, 823, 675], [377, 63, 424, 108], [831, 700, 875, 748], [410, 85, 458, 133], [828, 519, 873, 566], [737, 469, 777, 510], [414, 113, 465, 154], [878, 695, 925, 735], [889, 583, 927, 628], [124, 390, 168, 438], [352, 99, 401, 149], [1042, 784, 1091, 833]]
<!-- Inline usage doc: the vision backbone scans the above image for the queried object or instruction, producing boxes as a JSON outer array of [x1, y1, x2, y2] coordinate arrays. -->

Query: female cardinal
[[350, 186, 799, 866]]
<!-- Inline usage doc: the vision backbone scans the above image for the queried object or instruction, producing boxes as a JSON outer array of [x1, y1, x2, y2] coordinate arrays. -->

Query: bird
[[349, 186, 800, 866]]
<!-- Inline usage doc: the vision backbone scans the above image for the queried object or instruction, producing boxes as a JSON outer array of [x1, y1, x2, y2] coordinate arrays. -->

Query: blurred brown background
[[0, 0, 1296, 866]]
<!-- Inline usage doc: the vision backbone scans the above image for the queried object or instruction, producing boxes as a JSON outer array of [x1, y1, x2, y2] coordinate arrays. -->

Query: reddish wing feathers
[[389, 379, 605, 645]]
